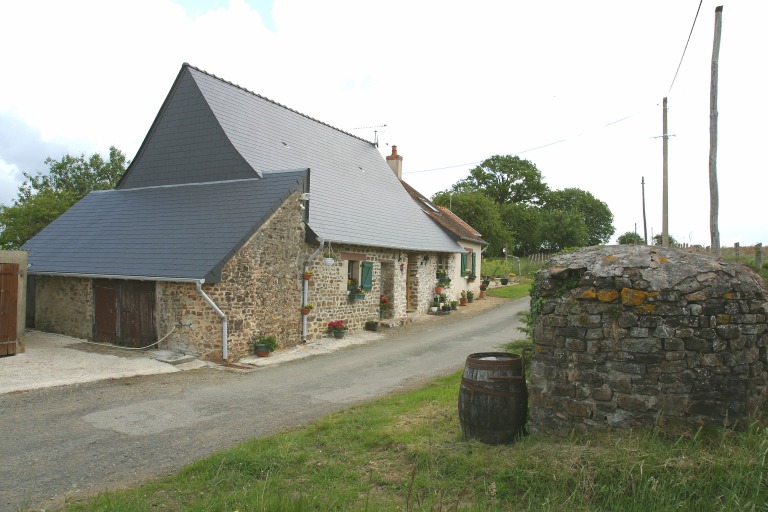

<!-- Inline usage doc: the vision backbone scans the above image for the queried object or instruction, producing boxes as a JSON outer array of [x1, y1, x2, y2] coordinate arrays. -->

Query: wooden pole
[[709, 6, 723, 255], [641, 176, 648, 244], [662, 97, 669, 248]]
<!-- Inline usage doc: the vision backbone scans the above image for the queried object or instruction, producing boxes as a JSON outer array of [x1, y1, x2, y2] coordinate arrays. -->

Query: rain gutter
[[195, 280, 228, 361]]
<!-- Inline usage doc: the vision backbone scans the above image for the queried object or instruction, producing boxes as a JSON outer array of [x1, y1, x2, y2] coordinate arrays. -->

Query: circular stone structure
[[529, 245, 768, 435]]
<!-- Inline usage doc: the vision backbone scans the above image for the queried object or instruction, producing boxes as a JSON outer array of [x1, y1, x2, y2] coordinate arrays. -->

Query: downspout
[[195, 280, 228, 361], [302, 239, 325, 342]]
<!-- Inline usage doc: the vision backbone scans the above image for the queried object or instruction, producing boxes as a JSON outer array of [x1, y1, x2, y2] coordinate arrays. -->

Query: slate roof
[[23, 170, 306, 283], [118, 64, 462, 254], [400, 180, 487, 246]]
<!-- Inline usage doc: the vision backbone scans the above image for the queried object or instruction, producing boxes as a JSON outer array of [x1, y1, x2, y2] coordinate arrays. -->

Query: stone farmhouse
[[23, 63, 487, 361]]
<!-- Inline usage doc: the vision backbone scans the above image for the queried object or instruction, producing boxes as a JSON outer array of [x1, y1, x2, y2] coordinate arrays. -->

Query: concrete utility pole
[[709, 6, 723, 255], [662, 97, 669, 248]]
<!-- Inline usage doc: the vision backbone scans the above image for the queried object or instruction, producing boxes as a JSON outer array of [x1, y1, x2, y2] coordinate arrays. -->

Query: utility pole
[[709, 6, 723, 255], [662, 97, 669, 248], [641, 176, 648, 244]]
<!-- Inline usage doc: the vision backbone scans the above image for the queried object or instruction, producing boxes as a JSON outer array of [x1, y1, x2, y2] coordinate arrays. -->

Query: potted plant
[[500, 277, 509, 285], [430, 299, 439, 313], [466, 290, 475, 303], [349, 287, 366, 302], [300, 303, 314, 315], [441, 303, 451, 313], [434, 284, 444, 294], [459, 290, 468, 306], [439, 292, 447, 304], [436, 268, 447, 280], [302, 269, 314, 280], [328, 319, 348, 338], [450, 300, 458, 310], [251, 335, 277, 357], [347, 278, 357, 291], [365, 320, 379, 331]]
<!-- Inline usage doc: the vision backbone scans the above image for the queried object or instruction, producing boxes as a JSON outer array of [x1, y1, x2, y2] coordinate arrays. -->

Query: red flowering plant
[[328, 320, 348, 332], [379, 295, 390, 315]]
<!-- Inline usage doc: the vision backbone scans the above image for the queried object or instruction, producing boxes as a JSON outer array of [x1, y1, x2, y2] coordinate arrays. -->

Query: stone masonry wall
[[34, 275, 93, 339], [158, 191, 306, 361], [530, 245, 768, 435]]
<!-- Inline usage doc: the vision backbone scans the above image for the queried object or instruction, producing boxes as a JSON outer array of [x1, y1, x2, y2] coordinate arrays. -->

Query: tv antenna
[[352, 124, 387, 147]]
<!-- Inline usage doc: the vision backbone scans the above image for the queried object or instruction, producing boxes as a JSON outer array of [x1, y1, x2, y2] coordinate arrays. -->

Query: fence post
[[757, 243, 763, 271], [735, 243, 740, 257]]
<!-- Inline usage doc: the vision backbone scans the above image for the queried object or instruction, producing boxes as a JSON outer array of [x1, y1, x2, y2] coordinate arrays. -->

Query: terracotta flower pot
[[301, 308, 311, 315]]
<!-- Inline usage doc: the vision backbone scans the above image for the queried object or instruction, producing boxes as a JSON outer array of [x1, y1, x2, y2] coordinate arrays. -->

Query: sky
[[0, 0, 765, 248]]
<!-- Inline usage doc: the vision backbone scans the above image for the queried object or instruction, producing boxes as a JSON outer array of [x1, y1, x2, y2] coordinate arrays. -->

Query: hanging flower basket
[[303, 272, 313, 280]]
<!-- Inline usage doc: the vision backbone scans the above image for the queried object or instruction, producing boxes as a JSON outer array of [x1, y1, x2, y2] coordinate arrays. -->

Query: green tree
[[652, 234, 679, 247], [544, 188, 615, 246], [500, 202, 544, 256], [617, 231, 644, 245], [451, 155, 549, 206], [540, 209, 588, 252], [0, 147, 127, 248], [431, 191, 512, 256]]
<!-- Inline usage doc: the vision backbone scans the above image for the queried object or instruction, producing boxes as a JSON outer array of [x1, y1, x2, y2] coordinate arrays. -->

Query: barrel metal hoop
[[461, 377, 528, 398]]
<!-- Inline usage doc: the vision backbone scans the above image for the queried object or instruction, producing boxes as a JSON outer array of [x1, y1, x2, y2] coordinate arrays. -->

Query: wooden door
[[94, 279, 156, 347], [94, 279, 118, 343], [119, 280, 156, 347], [0, 263, 19, 355]]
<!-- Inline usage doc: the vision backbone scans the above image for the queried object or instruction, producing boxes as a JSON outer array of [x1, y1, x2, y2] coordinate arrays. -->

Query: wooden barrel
[[458, 352, 527, 444]]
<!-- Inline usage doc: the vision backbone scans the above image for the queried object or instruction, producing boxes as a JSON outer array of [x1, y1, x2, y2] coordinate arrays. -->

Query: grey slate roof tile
[[23, 170, 306, 283]]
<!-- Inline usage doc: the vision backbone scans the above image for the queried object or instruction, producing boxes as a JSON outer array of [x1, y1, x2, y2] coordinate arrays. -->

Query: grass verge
[[62, 369, 768, 511]]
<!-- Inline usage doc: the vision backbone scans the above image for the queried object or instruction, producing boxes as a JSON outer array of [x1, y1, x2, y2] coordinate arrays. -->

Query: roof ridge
[[182, 62, 373, 146]]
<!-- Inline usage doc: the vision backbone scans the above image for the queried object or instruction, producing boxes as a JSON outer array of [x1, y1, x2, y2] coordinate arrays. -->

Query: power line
[[668, 0, 704, 95], [403, 109, 645, 175]]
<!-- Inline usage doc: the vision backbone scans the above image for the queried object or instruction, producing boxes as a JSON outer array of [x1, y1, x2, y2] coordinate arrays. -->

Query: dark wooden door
[[119, 280, 156, 347], [0, 264, 19, 355], [94, 280, 118, 343], [93, 279, 155, 347]]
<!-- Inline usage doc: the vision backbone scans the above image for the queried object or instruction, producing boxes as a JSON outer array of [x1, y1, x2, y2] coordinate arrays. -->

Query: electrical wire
[[668, 0, 704, 95], [403, 108, 645, 175]]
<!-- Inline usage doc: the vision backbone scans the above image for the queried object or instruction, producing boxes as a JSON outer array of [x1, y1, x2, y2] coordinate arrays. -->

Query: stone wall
[[158, 191, 306, 361], [34, 275, 93, 339], [529, 245, 768, 434]]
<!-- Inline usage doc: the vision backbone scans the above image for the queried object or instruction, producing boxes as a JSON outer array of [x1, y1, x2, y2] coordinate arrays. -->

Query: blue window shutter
[[471, 252, 477, 276], [361, 261, 373, 291], [461, 253, 467, 272]]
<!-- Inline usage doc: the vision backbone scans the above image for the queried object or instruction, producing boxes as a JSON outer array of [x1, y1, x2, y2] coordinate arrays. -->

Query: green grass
[[486, 278, 532, 300], [61, 368, 768, 512]]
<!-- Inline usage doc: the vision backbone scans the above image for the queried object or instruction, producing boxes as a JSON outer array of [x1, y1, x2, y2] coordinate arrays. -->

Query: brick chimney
[[386, 145, 403, 179]]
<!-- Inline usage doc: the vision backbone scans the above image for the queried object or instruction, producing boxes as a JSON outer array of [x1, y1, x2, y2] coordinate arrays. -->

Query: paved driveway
[[0, 296, 528, 512]]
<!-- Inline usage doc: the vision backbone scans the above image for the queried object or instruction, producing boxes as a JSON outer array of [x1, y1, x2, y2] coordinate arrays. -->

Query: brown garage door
[[0, 263, 18, 356], [94, 279, 156, 347]]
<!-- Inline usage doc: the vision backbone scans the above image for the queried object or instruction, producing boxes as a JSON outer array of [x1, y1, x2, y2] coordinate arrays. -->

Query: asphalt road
[[0, 297, 529, 511]]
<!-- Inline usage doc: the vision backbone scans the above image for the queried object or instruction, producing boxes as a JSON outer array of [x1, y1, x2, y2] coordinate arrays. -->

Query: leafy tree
[[431, 191, 512, 256], [450, 155, 549, 206], [652, 234, 679, 247], [0, 147, 127, 248], [500, 202, 544, 256], [617, 231, 644, 245], [540, 209, 588, 252], [544, 188, 615, 246]]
